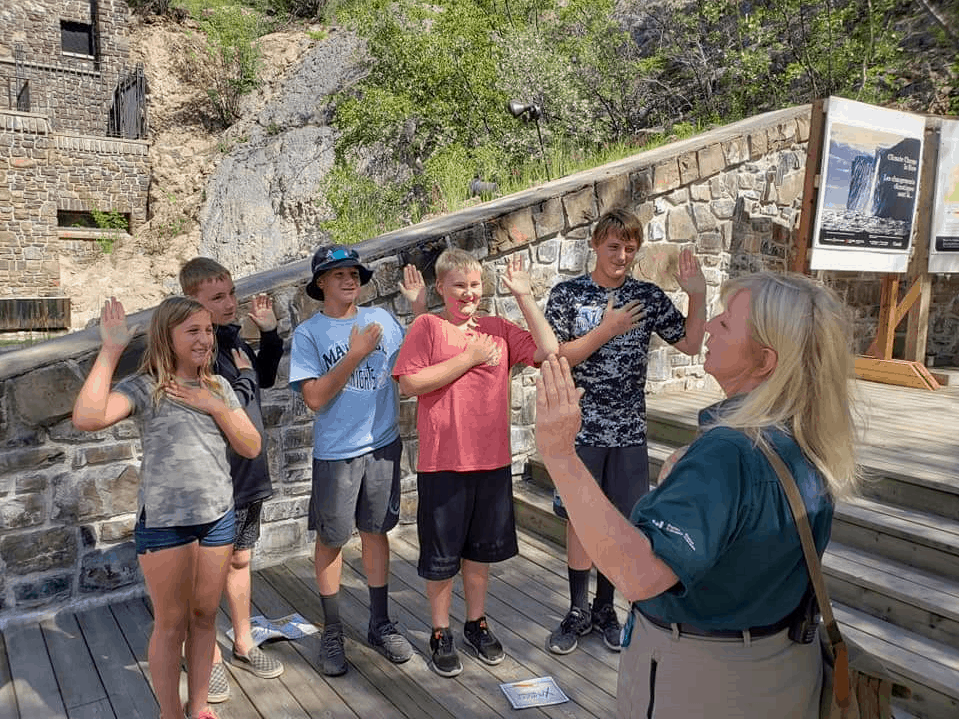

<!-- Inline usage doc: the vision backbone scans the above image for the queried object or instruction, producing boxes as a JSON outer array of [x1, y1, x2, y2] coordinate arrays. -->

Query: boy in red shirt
[[392, 248, 558, 677]]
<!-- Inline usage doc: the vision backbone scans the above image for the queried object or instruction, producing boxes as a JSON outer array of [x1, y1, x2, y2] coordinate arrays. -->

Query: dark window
[[60, 20, 94, 56], [58, 210, 130, 230]]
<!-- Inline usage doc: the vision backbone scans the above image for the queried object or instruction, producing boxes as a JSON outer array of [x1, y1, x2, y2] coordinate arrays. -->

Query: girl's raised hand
[[501, 254, 532, 297], [99, 297, 136, 354], [163, 380, 224, 415]]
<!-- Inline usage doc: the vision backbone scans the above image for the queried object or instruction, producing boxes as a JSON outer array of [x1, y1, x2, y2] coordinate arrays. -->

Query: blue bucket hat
[[306, 245, 373, 301]]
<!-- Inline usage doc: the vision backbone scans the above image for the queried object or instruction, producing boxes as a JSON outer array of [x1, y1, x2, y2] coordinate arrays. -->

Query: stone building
[[0, 0, 149, 329]]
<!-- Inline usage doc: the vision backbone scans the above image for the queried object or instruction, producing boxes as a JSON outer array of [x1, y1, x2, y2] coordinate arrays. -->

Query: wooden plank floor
[[0, 525, 627, 719], [648, 378, 959, 489]]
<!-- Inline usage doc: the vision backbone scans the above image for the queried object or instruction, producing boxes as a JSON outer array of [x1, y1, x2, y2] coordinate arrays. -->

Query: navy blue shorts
[[553, 444, 650, 520], [134, 508, 236, 555], [416, 466, 518, 580]]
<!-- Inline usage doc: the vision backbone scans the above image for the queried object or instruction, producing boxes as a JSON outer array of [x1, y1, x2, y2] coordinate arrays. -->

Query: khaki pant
[[617, 611, 822, 719]]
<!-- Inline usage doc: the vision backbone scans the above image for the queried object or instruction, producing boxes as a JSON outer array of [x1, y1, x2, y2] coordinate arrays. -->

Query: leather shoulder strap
[[758, 440, 852, 709]]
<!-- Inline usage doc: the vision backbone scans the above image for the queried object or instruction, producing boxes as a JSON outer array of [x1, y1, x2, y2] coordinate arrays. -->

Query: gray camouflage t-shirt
[[115, 373, 239, 528], [545, 274, 686, 447]]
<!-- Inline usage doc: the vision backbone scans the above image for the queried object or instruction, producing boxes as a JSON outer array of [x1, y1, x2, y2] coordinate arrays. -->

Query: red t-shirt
[[392, 313, 539, 472]]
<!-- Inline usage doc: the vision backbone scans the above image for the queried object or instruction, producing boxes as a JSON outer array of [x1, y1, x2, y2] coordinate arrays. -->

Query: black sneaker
[[591, 602, 622, 652], [320, 622, 348, 676], [547, 606, 592, 655], [463, 616, 505, 665], [368, 620, 414, 664], [429, 627, 463, 677]]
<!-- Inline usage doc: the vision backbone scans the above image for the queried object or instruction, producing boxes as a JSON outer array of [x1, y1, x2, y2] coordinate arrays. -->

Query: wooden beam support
[[791, 99, 827, 274], [904, 124, 939, 362], [855, 357, 941, 391]]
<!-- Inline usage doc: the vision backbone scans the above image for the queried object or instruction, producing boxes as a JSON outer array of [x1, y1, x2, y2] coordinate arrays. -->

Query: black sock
[[595, 571, 615, 609], [568, 567, 590, 611], [321, 592, 340, 626], [369, 584, 389, 628]]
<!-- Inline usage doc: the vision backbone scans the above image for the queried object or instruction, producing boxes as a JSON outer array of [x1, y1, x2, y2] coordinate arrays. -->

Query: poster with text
[[810, 97, 925, 273], [929, 119, 959, 273]]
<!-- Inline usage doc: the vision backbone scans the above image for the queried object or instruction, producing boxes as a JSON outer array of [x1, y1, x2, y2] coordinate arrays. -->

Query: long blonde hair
[[138, 296, 222, 405], [707, 272, 860, 500]]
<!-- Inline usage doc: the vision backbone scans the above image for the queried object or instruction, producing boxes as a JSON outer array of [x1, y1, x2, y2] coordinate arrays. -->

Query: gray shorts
[[308, 437, 402, 547], [553, 444, 650, 520]]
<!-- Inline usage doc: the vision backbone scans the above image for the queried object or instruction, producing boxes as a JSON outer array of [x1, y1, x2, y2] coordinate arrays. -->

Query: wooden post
[[904, 123, 939, 363], [791, 99, 827, 274]]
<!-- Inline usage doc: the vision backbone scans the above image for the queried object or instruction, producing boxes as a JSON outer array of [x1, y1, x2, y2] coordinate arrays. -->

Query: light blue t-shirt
[[289, 306, 404, 460]]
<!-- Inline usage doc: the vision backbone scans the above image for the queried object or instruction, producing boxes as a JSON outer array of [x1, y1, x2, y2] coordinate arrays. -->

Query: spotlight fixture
[[507, 100, 542, 121], [506, 98, 551, 181]]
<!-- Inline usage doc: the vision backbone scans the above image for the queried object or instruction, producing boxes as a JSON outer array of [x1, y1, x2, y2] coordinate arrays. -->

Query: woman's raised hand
[[99, 297, 136, 354], [535, 355, 585, 459]]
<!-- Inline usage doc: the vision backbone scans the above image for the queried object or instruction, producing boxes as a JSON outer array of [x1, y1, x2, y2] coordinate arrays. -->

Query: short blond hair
[[434, 248, 482, 281], [179, 257, 231, 297]]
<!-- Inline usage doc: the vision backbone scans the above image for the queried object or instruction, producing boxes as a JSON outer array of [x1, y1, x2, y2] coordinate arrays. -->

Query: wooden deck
[[1, 378, 956, 719], [0, 524, 626, 719]]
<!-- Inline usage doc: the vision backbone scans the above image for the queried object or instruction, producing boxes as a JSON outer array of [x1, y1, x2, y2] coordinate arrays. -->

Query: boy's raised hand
[[99, 297, 136, 354], [676, 248, 706, 297], [398, 264, 427, 308], [599, 297, 644, 338], [348, 322, 383, 359], [248, 293, 278, 332], [501, 254, 532, 297]]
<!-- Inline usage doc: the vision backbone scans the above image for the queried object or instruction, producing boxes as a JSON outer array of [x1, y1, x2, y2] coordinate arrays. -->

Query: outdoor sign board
[[810, 97, 925, 273], [929, 118, 959, 274]]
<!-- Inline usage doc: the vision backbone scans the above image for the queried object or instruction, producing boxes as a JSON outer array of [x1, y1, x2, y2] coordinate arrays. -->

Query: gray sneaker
[[368, 620, 414, 663], [207, 661, 230, 703], [231, 645, 284, 679], [547, 606, 592, 655], [320, 622, 348, 676], [591, 602, 622, 652]]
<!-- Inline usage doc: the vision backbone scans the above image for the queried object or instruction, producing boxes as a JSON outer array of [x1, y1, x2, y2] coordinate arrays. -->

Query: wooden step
[[833, 603, 959, 719], [645, 389, 959, 524], [824, 543, 959, 649], [832, 498, 959, 583]]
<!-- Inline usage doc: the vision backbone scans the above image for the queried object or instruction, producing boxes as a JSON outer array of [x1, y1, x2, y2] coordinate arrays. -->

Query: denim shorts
[[134, 508, 236, 555]]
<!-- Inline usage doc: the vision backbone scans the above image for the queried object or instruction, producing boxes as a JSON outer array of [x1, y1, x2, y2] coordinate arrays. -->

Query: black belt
[[637, 607, 793, 639]]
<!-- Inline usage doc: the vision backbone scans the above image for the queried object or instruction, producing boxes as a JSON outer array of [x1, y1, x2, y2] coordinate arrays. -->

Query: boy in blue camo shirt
[[543, 208, 706, 655]]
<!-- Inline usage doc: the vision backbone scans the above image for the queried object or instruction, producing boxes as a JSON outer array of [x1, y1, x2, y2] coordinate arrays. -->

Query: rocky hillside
[[61, 15, 360, 329]]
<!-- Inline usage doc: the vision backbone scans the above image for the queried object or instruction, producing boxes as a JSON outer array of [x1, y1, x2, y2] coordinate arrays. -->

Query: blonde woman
[[536, 272, 859, 719], [73, 296, 261, 719]]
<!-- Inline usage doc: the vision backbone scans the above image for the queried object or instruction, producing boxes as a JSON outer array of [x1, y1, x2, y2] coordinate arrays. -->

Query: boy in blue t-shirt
[[289, 245, 426, 677]]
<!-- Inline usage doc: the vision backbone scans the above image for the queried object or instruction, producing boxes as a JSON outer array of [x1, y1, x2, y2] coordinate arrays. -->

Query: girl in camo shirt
[[73, 296, 261, 719]]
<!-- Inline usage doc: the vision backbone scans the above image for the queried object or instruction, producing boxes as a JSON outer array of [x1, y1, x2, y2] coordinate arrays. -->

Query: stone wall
[[0, 104, 954, 625], [0, 110, 150, 298], [0, 0, 132, 136]]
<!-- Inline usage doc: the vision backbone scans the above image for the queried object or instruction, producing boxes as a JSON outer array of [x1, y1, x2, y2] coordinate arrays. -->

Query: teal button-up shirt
[[631, 405, 834, 630]]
